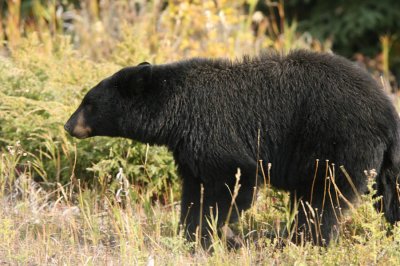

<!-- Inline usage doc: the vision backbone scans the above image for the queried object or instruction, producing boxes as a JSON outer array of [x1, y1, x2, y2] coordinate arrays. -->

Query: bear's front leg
[[179, 173, 202, 242], [179, 162, 257, 249], [290, 188, 342, 246], [179, 175, 225, 248], [180, 176, 235, 248]]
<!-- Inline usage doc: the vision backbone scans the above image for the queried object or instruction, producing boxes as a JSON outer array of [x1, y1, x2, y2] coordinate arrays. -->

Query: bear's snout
[[64, 111, 92, 139], [64, 122, 72, 133]]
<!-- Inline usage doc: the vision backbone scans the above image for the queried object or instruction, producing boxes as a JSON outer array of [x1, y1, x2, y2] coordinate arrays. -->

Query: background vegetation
[[0, 0, 399, 264]]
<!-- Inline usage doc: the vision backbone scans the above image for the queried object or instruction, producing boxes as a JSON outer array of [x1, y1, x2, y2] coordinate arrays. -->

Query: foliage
[[0, 33, 177, 200], [288, 0, 400, 56], [253, 0, 400, 85]]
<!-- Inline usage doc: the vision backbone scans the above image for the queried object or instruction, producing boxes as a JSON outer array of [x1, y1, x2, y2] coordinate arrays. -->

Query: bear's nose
[[64, 123, 72, 133]]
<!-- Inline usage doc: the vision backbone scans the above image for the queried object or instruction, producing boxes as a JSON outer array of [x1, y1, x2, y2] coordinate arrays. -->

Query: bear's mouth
[[71, 125, 92, 139]]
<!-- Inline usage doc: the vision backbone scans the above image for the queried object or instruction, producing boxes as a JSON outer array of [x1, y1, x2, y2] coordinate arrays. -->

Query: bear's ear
[[138, 61, 151, 66], [130, 63, 152, 95], [116, 63, 153, 96]]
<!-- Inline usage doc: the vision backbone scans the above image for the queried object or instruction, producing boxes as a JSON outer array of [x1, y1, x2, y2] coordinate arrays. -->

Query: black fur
[[65, 50, 400, 246]]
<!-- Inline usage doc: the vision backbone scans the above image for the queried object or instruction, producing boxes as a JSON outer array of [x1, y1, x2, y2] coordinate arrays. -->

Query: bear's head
[[64, 62, 154, 140]]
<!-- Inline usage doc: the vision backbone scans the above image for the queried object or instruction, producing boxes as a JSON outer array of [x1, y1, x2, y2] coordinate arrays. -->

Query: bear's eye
[[85, 103, 94, 113]]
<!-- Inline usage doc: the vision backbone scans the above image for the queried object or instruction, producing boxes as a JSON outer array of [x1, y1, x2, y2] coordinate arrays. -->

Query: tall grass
[[2, 141, 400, 264], [0, 1, 399, 264]]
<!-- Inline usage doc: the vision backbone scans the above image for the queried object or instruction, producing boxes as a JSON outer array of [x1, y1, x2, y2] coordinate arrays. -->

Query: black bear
[[65, 50, 400, 246]]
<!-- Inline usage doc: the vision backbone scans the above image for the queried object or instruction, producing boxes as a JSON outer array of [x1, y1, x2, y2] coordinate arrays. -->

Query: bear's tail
[[377, 139, 400, 224]]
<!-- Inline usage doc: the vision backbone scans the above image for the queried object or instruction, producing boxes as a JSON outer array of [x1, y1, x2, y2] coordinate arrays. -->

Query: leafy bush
[[0, 33, 178, 200]]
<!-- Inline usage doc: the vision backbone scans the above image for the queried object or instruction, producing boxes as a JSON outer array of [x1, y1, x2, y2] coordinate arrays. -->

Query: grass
[[1, 1, 400, 265], [2, 144, 400, 264]]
